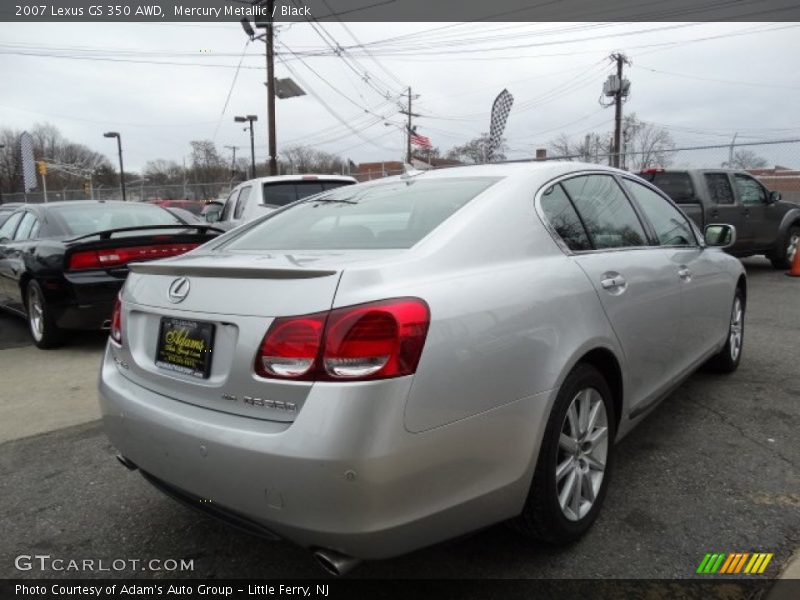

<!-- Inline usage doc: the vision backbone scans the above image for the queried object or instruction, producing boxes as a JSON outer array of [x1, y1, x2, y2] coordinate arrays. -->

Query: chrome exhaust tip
[[116, 454, 138, 471], [312, 549, 361, 577], [101, 319, 112, 330]]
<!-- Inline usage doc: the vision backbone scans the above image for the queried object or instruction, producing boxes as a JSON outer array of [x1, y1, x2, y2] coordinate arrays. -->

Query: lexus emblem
[[168, 277, 191, 303]]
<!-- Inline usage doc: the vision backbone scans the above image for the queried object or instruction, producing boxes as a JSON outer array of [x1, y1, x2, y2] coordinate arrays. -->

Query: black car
[[0, 201, 221, 348]]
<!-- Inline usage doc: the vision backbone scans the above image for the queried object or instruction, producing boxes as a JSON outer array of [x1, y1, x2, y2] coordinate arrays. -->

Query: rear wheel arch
[[736, 275, 747, 307], [19, 273, 32, 308], [574, 348, 623, 430]]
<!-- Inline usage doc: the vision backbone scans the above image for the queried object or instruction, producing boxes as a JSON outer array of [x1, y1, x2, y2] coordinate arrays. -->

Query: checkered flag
[[488, 89, 514, 161], [19, 131, 37, 192]]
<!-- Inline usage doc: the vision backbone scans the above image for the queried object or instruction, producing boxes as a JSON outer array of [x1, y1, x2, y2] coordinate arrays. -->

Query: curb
[[767, 550, 800, 600]]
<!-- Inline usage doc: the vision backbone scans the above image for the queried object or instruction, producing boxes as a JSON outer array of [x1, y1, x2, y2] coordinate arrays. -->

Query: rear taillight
[[257, 315, 325, 378], [68, 243, 200, 271], [110, 296, 122, 344], [255, 298, 430, 381]]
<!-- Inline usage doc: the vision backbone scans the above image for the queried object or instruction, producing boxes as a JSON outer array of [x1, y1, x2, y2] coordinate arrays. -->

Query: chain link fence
[[3, 140, 799, 205], [1, 181, 236, 205]]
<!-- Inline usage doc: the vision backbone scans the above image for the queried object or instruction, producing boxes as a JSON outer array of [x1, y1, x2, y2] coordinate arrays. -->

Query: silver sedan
[[99, 162, 745, 575]]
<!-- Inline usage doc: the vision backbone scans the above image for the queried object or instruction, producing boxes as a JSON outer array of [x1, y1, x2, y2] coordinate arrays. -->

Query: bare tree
[[278, 145, 345, 175], [622, 114, 676, 170], [0, 123, 114, 196], [143, 159, 184, 185], [724, 149, 768, 169], [446, 133, 506, 164], [548, 132, 607, 162]]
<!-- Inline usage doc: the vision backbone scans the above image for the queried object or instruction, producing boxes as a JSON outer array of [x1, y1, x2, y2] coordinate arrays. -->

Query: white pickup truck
[[211, 174, 357, 229]]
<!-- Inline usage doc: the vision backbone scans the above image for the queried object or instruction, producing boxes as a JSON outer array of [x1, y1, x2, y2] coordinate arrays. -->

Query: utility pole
[[406, 87, 412, 162], [266, 0, 277, 175], [234, 116, 258, 178], [225, 145, 239, 179], [612, 53, 624, 168], [399, 87, 421, 163], [728, 133, 738, 168], [601, 54, 630, 168]]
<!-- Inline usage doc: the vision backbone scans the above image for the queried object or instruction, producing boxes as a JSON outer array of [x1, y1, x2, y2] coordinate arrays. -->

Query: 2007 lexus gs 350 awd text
[[99, 163, 746, 575]]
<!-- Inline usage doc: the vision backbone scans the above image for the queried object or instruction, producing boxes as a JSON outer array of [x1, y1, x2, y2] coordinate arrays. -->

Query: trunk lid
[[114, 251, 391, 422]]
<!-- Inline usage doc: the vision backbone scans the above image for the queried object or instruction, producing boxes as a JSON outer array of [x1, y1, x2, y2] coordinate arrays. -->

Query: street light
[[103, 132, 126, 202], [234, 115, 258, 178], [0, 144, 5, 204]]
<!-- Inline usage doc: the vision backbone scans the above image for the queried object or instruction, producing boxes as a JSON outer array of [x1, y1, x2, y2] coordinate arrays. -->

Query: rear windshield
[[263, 180, 355, 207], [222, 177, 500, 251], [639, 172, 696, 203], [52, 203, 183, 236]]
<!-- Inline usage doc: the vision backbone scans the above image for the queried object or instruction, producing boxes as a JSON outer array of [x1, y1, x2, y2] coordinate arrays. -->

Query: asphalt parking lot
[[0, 257, 798, 581]]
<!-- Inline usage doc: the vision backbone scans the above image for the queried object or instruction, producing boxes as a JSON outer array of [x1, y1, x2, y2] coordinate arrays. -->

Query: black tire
[[769, 225, 800, 270], [25, 280, 63, 349], [511, 363, 615, 544], [705, 288, 745, 374]]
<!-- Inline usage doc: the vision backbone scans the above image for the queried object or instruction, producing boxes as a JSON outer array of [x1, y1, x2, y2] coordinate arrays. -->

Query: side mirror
[[205, 211, 221, 223], [0, 236, 9, 244], [704, 224, 736, 249], [769, 190, 782, 204]]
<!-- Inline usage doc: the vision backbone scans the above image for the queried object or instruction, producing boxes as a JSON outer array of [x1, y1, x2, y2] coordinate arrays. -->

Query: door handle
[[600, 274, 627, 291], [742, 208, 750, 217], [678, 267, 693, 281]]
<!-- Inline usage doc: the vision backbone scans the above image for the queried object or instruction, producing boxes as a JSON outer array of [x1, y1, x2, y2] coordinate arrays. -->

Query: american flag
[[410, 132, 432, 150]]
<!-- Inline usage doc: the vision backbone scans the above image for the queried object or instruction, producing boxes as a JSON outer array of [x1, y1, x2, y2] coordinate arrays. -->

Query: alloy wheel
[[729, 296, 744, 362], [28, 285, 44, 342], [556, 387, 608, 521]]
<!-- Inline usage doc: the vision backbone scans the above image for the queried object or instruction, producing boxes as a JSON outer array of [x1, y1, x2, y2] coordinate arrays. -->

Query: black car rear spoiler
[[66, 224, 225, 243]]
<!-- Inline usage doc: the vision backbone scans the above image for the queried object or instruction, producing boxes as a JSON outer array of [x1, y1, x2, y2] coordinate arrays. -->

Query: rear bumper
[[52, 272, 123, 330], [98, 343, 553, 559]]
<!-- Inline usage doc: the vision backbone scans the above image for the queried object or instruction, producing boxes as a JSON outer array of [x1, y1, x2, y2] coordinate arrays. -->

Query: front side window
[[561, 175, 647, 249], [220, 190, 237, 221], [233, 186, 252, 219], [733, 174, 767, 205], [705, 173, 735, 205], [222, 177, 499, 251], [624, 180, 696, 247], [540, 184, 592, 251]]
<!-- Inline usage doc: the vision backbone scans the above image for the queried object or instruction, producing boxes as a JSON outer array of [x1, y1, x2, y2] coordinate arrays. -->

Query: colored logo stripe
[[697, 553, 773, 574]]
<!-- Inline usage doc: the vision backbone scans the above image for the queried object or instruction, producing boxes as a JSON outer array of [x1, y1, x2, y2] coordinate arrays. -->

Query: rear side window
[[624, 180, 696, 246], [705, 173, 735, 205], [13, 213, 38, 240], [561, 175, 647, 249], [223, 177, 499, 251], [641, 172, 695, 203], [540, 184, 592, 251], [263, 180, 353, 207], [0, 211, 23, 240]]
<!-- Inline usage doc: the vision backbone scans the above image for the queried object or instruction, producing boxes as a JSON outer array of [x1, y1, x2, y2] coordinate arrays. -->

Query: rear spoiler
[[66, 224, 224, 243], [128, 262, 337, 279]]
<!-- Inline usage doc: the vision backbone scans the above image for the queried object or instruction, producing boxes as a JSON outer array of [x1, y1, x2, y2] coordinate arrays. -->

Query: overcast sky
[[1, 21, 799, 171]]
